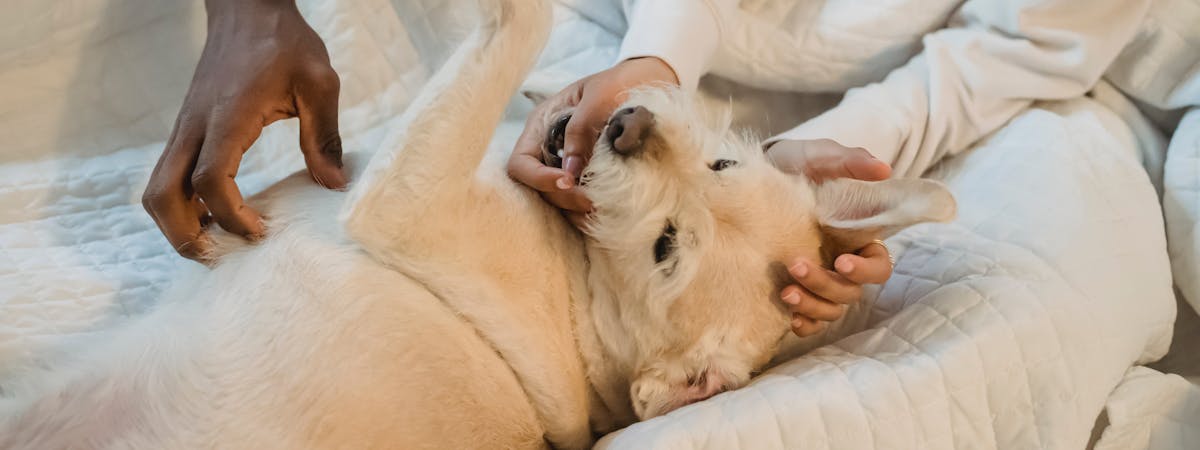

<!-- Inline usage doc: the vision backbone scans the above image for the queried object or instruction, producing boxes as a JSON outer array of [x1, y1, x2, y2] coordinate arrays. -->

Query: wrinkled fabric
[[0, 1, 1193, 448]]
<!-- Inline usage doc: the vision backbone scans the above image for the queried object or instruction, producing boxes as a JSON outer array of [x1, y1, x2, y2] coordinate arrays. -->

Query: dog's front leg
[[342, 0, 551, 265]]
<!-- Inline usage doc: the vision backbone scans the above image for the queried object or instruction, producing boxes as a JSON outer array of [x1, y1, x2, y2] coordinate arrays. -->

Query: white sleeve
[[767, 0, 1151, 177], [617, 0, 737, 91]]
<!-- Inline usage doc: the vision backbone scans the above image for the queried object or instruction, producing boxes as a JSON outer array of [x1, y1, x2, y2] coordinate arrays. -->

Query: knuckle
[[803, 273, 827, 290], [177, 244, 202, 260], [313, 132, 343, 161], [175, 239, 208, 261], [306, 64, 341, 92], [323, 69, 342, 91], [824, 306, 844, 321], [811, 307, 834, 321], [848, 285, 864, 297], [836, 292, 861, 305], [539, 191, 564, 207], [189, 169, 223, 196], [141, 187, 168, 212], [506, 160, 531, 183], [794, 295, 814, 311], [323, 133, 343, 156]]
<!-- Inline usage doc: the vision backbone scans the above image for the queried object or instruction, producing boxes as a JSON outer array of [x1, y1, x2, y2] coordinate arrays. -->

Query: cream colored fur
[[0, 1, 954, 448]]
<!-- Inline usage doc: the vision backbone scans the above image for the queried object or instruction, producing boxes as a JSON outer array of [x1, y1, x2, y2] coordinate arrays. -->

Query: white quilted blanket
[[1, 0, 1196, 448]]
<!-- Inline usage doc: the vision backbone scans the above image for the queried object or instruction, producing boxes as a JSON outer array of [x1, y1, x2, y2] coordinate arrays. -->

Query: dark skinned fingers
[[296, 67, 347, 189], [192, 115, 265, 240], [143, 117, 212, 261]]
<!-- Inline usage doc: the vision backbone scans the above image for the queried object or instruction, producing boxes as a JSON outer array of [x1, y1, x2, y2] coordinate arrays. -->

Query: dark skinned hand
[[143, 0, 346, 262]]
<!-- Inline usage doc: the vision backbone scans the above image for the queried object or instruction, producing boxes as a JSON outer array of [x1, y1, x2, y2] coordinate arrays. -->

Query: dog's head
[[534, 87, 954, 420]]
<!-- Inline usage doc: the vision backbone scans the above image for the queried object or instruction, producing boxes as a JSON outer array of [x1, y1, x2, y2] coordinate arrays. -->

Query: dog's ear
[[521, 89, 553, 105], [520, 75, 567, 106], [814, 178, 956, 262]]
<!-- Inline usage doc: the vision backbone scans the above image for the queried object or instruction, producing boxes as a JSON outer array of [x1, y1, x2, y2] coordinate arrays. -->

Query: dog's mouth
[[541, 113, 570, 169]]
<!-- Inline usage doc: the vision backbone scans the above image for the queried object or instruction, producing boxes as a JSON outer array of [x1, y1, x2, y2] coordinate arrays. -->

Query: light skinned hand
[[142, 0, 346, 262], [767, 138, 895, 337], [506, 57, 678, 214]]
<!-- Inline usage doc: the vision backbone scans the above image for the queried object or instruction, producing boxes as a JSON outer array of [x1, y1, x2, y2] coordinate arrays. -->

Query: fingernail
[[836, 258, 854, 274], [555, 176, 573, 190], [791, 261, 808, 277], [563, 156, 583, 178], [782, 292, 800, 305]]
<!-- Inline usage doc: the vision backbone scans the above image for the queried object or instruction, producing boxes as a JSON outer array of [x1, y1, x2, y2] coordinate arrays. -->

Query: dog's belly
[[1, 176, 546, 449], [204, 230, 545, 448]]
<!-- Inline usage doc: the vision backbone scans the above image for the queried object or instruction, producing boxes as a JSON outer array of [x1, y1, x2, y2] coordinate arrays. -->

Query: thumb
[[561, 95, 611, 179], [783, 140, 891, 183], [840, 151, 891, 181], [297, 78, 347, 190]]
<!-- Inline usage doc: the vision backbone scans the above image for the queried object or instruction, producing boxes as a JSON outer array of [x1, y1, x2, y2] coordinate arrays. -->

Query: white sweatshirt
[[616, 0, 1200, 177]]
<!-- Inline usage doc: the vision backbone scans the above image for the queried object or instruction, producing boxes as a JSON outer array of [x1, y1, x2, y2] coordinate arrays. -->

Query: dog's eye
[[709, 159, 738, 171], [653, 222, 677, 264]]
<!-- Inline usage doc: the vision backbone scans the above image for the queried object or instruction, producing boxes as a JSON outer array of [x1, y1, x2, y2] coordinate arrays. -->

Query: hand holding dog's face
[[766, 138, 898, 337], [506, 57, 679, 217]]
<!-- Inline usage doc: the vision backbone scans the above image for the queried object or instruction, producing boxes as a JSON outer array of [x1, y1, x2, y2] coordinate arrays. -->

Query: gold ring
[[868, 239, 895, 269]]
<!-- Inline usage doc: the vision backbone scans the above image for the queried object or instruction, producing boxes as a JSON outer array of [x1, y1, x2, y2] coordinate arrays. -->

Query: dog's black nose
[[605, 106, 654, 156]]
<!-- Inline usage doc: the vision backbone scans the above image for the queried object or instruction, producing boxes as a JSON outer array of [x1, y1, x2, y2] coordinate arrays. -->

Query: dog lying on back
[[0, 0, 954, 448]]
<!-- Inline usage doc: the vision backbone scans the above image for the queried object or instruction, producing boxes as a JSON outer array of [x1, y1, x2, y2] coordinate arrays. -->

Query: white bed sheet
[[1, 1, 1196, 448]]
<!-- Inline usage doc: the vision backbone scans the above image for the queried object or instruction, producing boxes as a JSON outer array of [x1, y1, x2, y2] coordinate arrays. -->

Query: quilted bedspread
[[1, 0, 1196, 448]]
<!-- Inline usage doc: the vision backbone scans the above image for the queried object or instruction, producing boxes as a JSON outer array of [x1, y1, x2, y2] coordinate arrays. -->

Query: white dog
[[0, 0, 954, 448]]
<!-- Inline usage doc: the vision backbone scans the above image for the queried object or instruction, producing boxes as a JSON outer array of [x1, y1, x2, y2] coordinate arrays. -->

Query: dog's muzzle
[[605, 106, 654, 156]]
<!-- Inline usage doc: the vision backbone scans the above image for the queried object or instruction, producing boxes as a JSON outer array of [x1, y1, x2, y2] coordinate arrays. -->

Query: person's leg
[[1163, 107, 1200, 322], [878, 96, 1177, 359], [1150, 107, 1200, 380]]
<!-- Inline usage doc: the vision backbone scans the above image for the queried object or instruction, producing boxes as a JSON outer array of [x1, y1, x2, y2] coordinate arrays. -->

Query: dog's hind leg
[[342, 0, 552, 262]]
